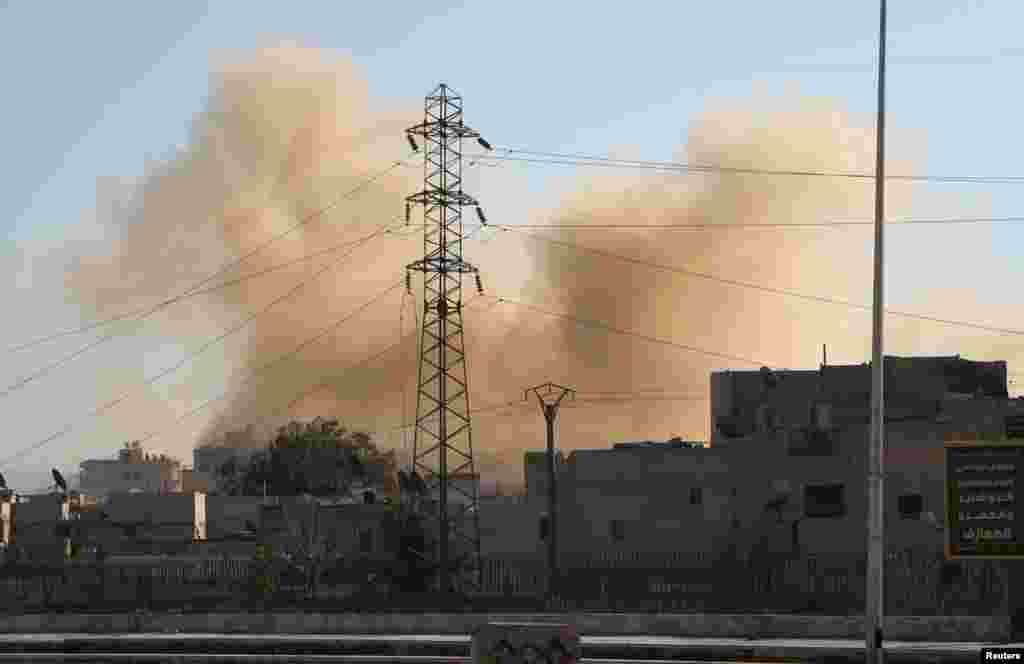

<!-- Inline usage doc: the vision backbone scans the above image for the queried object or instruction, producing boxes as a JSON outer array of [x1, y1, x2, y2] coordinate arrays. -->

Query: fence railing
[[0, 549, 1007, 615]]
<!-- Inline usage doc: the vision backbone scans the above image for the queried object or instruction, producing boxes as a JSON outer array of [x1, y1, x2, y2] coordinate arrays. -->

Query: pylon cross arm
[[406, 190, 479, 209]]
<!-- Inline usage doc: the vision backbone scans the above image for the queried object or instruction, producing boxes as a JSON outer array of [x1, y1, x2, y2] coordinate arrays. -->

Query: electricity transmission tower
[[404, 83, 493, 595]]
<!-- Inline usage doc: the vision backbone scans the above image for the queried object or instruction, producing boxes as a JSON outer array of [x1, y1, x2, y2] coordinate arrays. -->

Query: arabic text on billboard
[[946, 441, 1024, 558]]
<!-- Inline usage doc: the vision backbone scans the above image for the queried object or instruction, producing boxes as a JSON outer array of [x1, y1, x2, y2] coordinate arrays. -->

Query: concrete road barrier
[[0, 612, 1011, 642]]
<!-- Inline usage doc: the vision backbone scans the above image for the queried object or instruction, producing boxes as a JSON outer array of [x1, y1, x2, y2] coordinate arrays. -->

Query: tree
[[217, 418, 398, 498]]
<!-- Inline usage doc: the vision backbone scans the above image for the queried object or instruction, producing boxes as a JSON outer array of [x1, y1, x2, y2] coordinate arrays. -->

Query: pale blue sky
[[3, 1, 1024, 490]]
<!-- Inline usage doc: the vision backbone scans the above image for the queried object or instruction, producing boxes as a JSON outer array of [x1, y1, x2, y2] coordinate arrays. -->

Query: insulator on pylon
[[476, 207, 487, 225], [405, 202, 412, 224], [475, 274, 484, 294], [405, 272, 412, 294], [477, 137, 493, 151], [406, 134, 419, 152]]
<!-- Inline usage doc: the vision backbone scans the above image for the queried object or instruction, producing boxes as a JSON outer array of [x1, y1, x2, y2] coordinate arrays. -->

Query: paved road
[[0, 657, 821, 663], [0, 656, 861, 664], [0, 633, 1018, 663]]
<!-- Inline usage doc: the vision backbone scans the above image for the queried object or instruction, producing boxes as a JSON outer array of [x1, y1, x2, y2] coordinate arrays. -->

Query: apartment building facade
[[78, 443, 183, 498], [554, 355, 1022, 558]]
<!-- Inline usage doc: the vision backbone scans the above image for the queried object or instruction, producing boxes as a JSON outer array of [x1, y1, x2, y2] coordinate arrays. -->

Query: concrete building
[[555, 355, 1023, 559], [524, 451, 564, 500], [478, 494, 545, 560], [179, 468, 210, 494], [5, 493, 78, 561], [425, 472, 480, 507], [78, 443, 183, 498], [710, 355, 1007, 445]]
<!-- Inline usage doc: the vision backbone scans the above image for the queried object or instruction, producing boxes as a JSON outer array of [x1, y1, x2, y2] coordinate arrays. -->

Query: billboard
[[945, 439, 1024, 560]]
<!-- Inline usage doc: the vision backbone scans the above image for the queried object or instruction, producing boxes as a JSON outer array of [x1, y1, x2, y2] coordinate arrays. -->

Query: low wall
[[0, 612, 1009, 642]]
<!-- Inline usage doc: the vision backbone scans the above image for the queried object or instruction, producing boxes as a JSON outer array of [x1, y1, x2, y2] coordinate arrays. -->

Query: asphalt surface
[[0, 655, 847, 659], [0, 657, 840, 663], [0, 633, 1018, 663]]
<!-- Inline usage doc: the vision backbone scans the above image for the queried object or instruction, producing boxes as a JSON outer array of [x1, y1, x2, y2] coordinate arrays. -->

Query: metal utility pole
[[525, 382, 575, 598], [866, 1, 887, 663], [406, 83, 492, 596]]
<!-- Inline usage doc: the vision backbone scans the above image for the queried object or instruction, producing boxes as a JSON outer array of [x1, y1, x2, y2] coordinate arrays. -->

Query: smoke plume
[[66, 46, 1015, 491]]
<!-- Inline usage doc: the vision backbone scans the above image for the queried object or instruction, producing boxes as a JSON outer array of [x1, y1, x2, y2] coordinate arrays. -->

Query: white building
[[78, 444, 182, 498]]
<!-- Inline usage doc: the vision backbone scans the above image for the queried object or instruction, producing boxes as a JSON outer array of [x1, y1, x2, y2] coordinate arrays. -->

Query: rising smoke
[[67, 46, 1007, 490]]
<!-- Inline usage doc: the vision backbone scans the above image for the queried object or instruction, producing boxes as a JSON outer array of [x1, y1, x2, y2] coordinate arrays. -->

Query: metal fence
[[0, 549, 1008, 615]]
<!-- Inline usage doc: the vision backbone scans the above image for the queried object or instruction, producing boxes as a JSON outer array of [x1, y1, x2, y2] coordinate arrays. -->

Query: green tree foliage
[[217, 417, 399, 497]]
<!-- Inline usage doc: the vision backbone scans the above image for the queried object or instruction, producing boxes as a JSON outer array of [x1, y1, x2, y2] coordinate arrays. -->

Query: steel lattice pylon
[[404, 83, 489, 595]]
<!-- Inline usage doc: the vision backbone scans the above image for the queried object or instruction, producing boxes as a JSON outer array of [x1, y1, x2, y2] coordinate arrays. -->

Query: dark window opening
[[609, 519, 625, 542], [1006, 416, 1024, 440], [804, 484, 846, 518], [689, 487, 703, 505], [538, 516, 550, 540], [898, 493, 923, 519], [358, 528, 374, 554]]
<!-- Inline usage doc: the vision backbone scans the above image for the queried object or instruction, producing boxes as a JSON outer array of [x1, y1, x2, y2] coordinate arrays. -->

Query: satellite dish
[[52, 469, 67, 493]]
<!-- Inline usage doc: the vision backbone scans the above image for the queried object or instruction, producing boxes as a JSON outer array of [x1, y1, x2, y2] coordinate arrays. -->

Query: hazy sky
[[4, 1, 1024, 493]]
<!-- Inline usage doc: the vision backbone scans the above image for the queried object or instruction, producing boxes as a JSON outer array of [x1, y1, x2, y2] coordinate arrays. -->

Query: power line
[[0, 225, 403, 468], [1, 281, 404, 468], [284, 294, 507, 441], [251, 283, 721, 443], [483, 294, 773, 367], [21, 123, 322, 356], [770, 50, 1024, 70], [575, 390, 709, 399], [497, 226, 1024, 338], [491, 216, 1024, 230], [7, 222, 491, 471], [568, 395, 709, 404], [6, 221, 411, 353], [0, 158, 411, 396], [282, 292, 493, 416], [470, 149, 1024, 185]]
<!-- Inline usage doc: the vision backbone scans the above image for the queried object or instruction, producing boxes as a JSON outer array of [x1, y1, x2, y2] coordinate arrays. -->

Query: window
[[1006, 416, 1024, 440], [689, 487, 703, 505], [804, 484, 846, 518], [609, 519, 625, 542], [538, 516, 550, 541], [358, 528, 374, 554], [123, 472, 131, 481], [898, 493, 923, 519], [730, 488, 737, 497]]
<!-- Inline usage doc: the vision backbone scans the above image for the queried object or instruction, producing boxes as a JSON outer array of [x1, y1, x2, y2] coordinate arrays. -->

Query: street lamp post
[[866, 1, 888, 663]]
